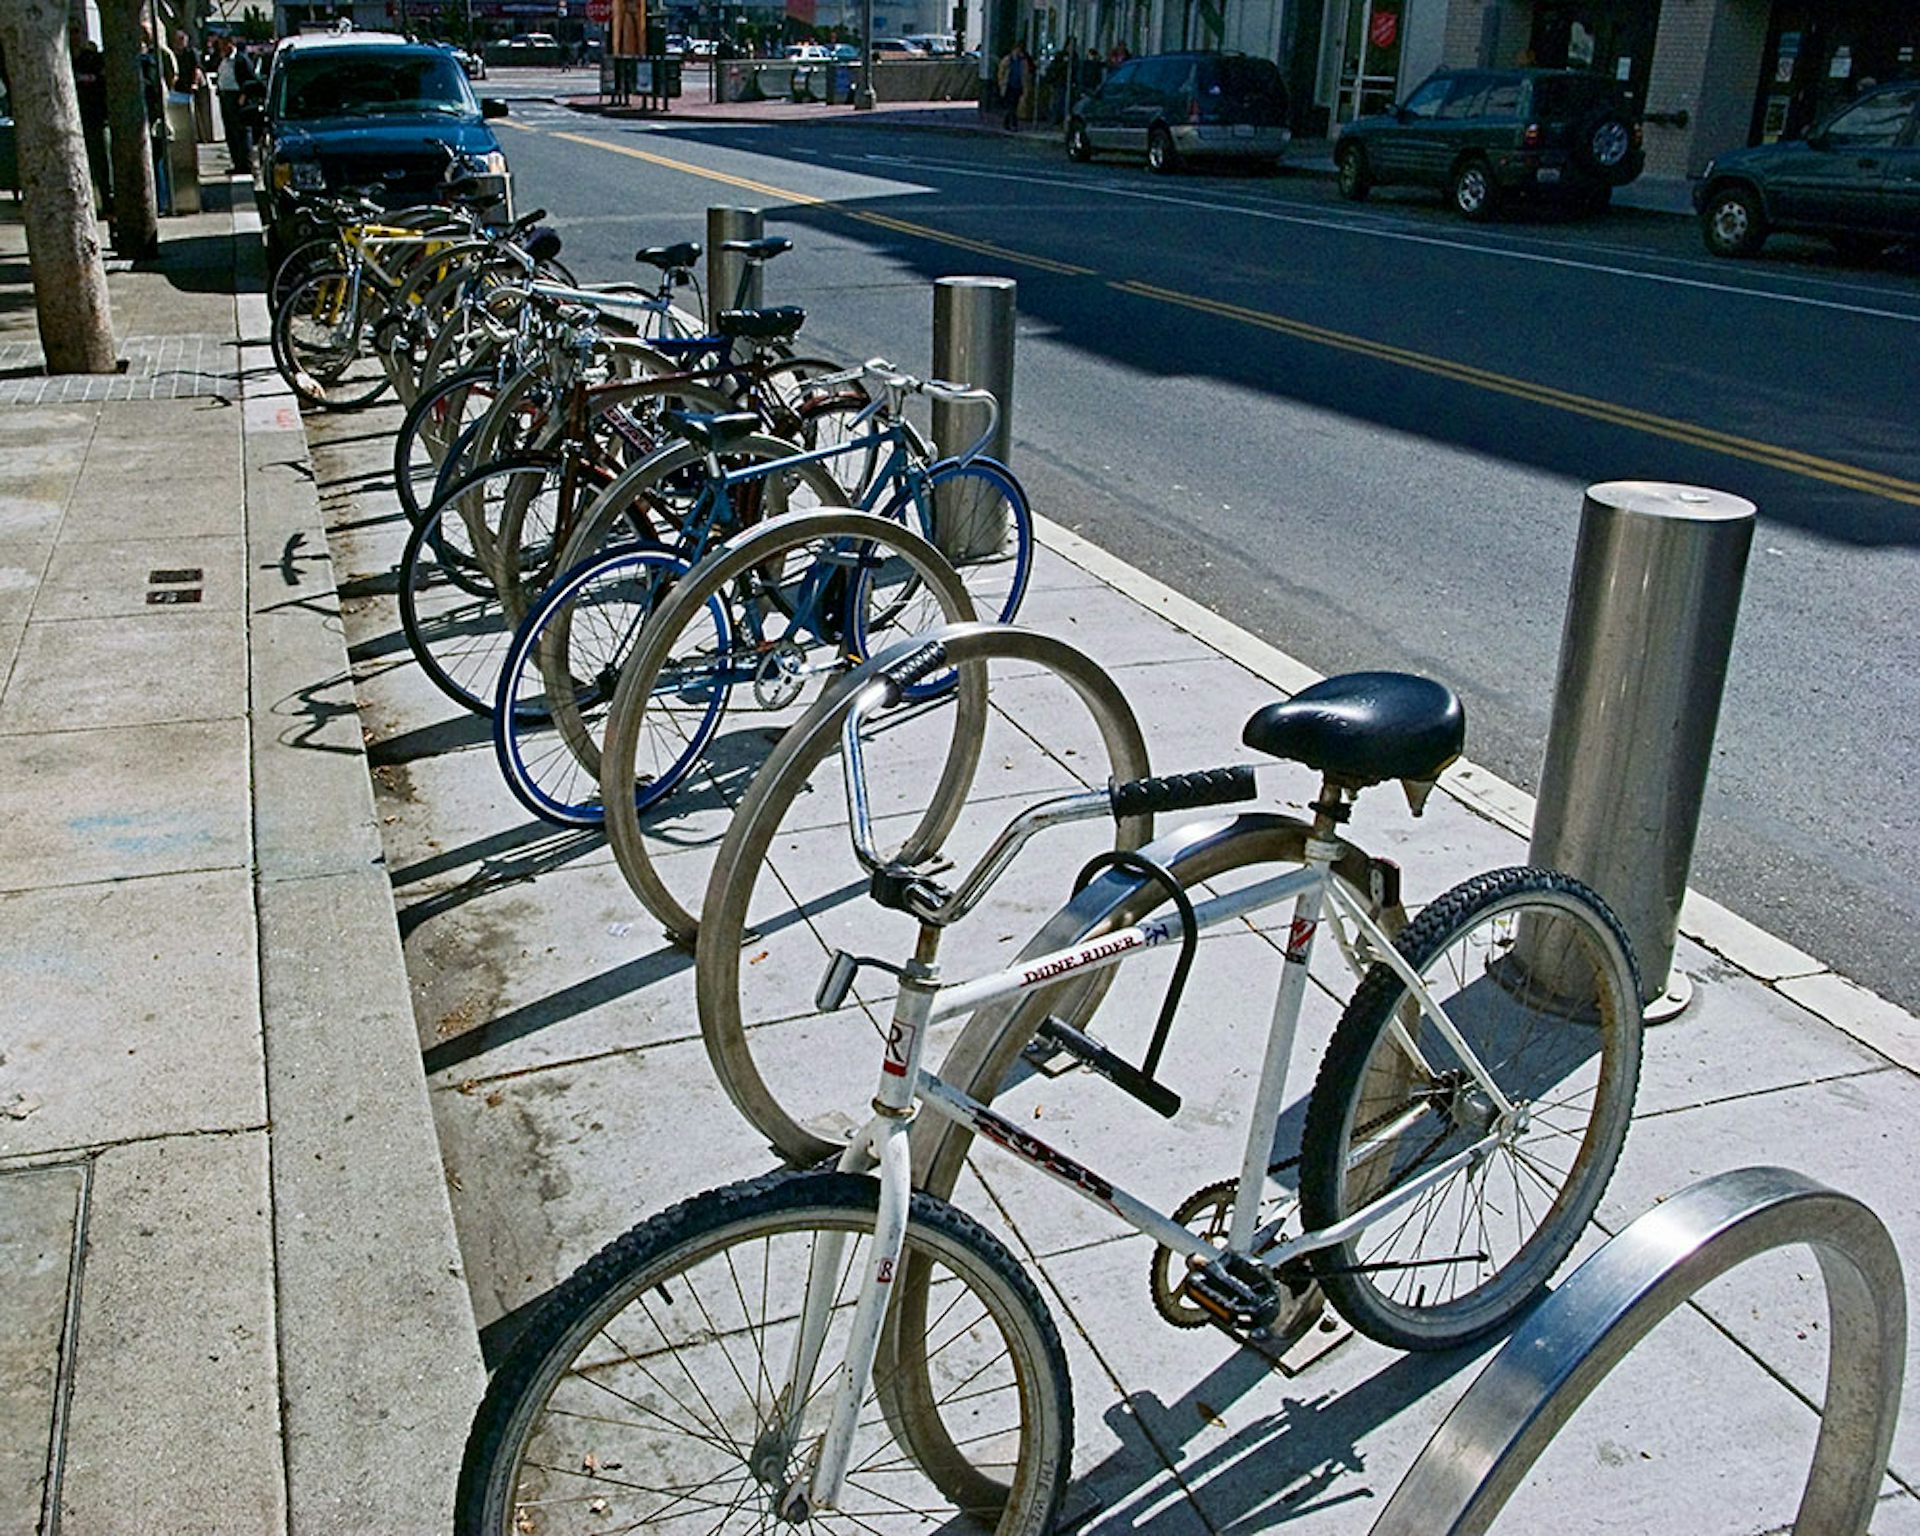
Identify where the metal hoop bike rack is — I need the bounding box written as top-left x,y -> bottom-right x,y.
1373,1164 -> 1906,1536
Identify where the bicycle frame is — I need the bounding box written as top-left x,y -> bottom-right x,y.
776,715 -> 1521,1516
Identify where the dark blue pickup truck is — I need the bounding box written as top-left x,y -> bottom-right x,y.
255,32 -> 513,265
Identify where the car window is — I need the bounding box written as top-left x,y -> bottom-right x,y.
1532,73 -> 1623,121
1138,58 -> 1193,96
1401,76 -> 1451,119
1212,55 -> 1286,116
1821,88 -> 1920,149
1481,78 -> 1522,117
275,50 -> 475,120
1101,61 -> 1139,93
1437,74 -> 1487,119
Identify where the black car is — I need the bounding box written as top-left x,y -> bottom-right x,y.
1066,52 -> 1290,174
1694,81 -> 1920,260
256,32 -> 512,264
1334,67 -> 1643,219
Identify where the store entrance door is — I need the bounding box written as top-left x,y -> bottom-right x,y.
1529,1 -> 1657,108
1327,0 -> 1404,124
1754,3 -> 1920,145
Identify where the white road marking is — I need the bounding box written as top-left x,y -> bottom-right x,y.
831,150 -> 1920,324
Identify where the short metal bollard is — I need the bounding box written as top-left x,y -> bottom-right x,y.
1525,481 -> 1755,1021
931,276 -> 1016,562
706,206 -> 762,314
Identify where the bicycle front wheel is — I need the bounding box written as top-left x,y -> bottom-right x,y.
494,547 -> 725,826
272,270 -> 392,410
1298,866 -> 1642,1352
456,1169 -> 1073,1536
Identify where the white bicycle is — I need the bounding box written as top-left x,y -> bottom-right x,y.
457,637 -> 1644,1536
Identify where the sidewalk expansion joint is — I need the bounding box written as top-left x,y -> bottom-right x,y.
429,1024 -> 707,1094
1631,1065 -> 1893,1122
0,1121 -> 271,1169
0,862 -> 251,899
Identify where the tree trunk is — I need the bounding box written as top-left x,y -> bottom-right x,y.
0,0 -> 119,371
97,0 -> 159,257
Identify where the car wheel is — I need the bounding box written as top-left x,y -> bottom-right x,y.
1066,119 -> 1092,162
1575,108 -> 1635,184
1450,158 -> 1498,221
1701,184 -> 1766,257
1336,142 -> 1372,201
1147,126 -> 1178,175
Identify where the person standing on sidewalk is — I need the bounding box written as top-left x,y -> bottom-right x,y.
214,37 -> 256,175
73,37 -> 114,212
996,42 -> 1028,131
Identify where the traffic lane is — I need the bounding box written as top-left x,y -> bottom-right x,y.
497,122 -> 1920,1016
545,121 -> 1920,533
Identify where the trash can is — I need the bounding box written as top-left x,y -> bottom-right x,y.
166,98 -> 200,214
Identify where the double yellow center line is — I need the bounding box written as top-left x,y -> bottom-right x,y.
539,127 -> 1920,507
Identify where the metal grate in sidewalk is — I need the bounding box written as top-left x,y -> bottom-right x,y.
0,334 -> 239,406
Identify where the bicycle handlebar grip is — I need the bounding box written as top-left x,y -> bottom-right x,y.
508,208 -> 548,236
1107,766 -> 1257,820
876,640 -> 950,704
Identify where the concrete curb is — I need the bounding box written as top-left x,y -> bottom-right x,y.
230,187 -> 486,1528
1035,511 -> 1920,1078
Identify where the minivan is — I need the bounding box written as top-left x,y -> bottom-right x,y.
1066,51 -> 1291,173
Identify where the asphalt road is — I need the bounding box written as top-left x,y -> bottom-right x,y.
485,87 -> 1920,1015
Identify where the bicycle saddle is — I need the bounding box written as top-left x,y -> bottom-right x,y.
525,226 -> 564,264
1242,672 -> 1463,791
716,306 -> 806,342
720,236 -> 793,261
636,240 -> 701,271
662,409 -> 763,453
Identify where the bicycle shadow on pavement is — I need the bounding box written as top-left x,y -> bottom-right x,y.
1065,1341 -> 1480,1534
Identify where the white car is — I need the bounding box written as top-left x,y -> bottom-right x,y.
784,43 -> 834,61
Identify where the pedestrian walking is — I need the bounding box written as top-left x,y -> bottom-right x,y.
140,22 -> 174,216
996,42 -> 1029,131
214,37 -> 257,175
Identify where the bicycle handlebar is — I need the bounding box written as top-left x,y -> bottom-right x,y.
838,639 -> 1259,923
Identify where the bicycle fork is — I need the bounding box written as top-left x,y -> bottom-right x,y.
772,942 -> 940,1520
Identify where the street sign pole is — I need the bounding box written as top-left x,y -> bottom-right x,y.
856,0 -> 874,108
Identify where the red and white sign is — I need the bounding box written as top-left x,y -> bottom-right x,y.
1368,9 -> 1397,49
585,0 -> 610,21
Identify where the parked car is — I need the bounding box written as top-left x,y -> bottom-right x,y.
903,33 -> 956,56
1065,51 -> 1290,174
1694,81 -> 1920,260
1334,67 -> 1643,219
257,32 -> 511,267
874,38 -> 928,58
684,37 -> 718,58
784,43 -> 833,61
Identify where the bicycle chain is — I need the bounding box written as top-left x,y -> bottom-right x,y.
1149,1092 -> 1451,1329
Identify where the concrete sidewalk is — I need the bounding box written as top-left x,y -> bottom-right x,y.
0,153 -> 480,1532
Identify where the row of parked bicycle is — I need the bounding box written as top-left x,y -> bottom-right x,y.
277,195 -> 1663,1535
268,191 -> 1034,919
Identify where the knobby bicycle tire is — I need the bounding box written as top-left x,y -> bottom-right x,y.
1297,865 -> 1641,1351
272,270 -> 393,410
456,1168 -> 1073,1536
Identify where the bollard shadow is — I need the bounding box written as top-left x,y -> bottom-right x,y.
628,121 -> 1920,550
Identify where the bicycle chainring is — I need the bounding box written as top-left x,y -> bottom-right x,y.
752,640 -> 810,709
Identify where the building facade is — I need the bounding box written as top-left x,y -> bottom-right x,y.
992,0 -> 1915,174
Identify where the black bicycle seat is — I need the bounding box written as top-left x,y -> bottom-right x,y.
1242,672 -> 1463,788
662,409 -> 763,454
715,306 -> 806,342
719,236 -> 793,262
636,240 -> 701,271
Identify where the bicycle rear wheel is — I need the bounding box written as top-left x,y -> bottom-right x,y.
273,270 -> 392,410
393,366 -> 508,527
1298,866 -> 1642,1351
494,547 -> 726,826
456,1169 -> 1072,1536
849,459 -> 1034,690
399,496 -> 520,717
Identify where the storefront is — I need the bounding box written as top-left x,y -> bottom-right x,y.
1751,1 -> 1920,143
1525,0 -> 1658,109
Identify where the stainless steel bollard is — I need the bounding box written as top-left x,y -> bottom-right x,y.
1526,481 -> 1755,1020
706,206 -> 763,316
931,276 -> 1016,561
